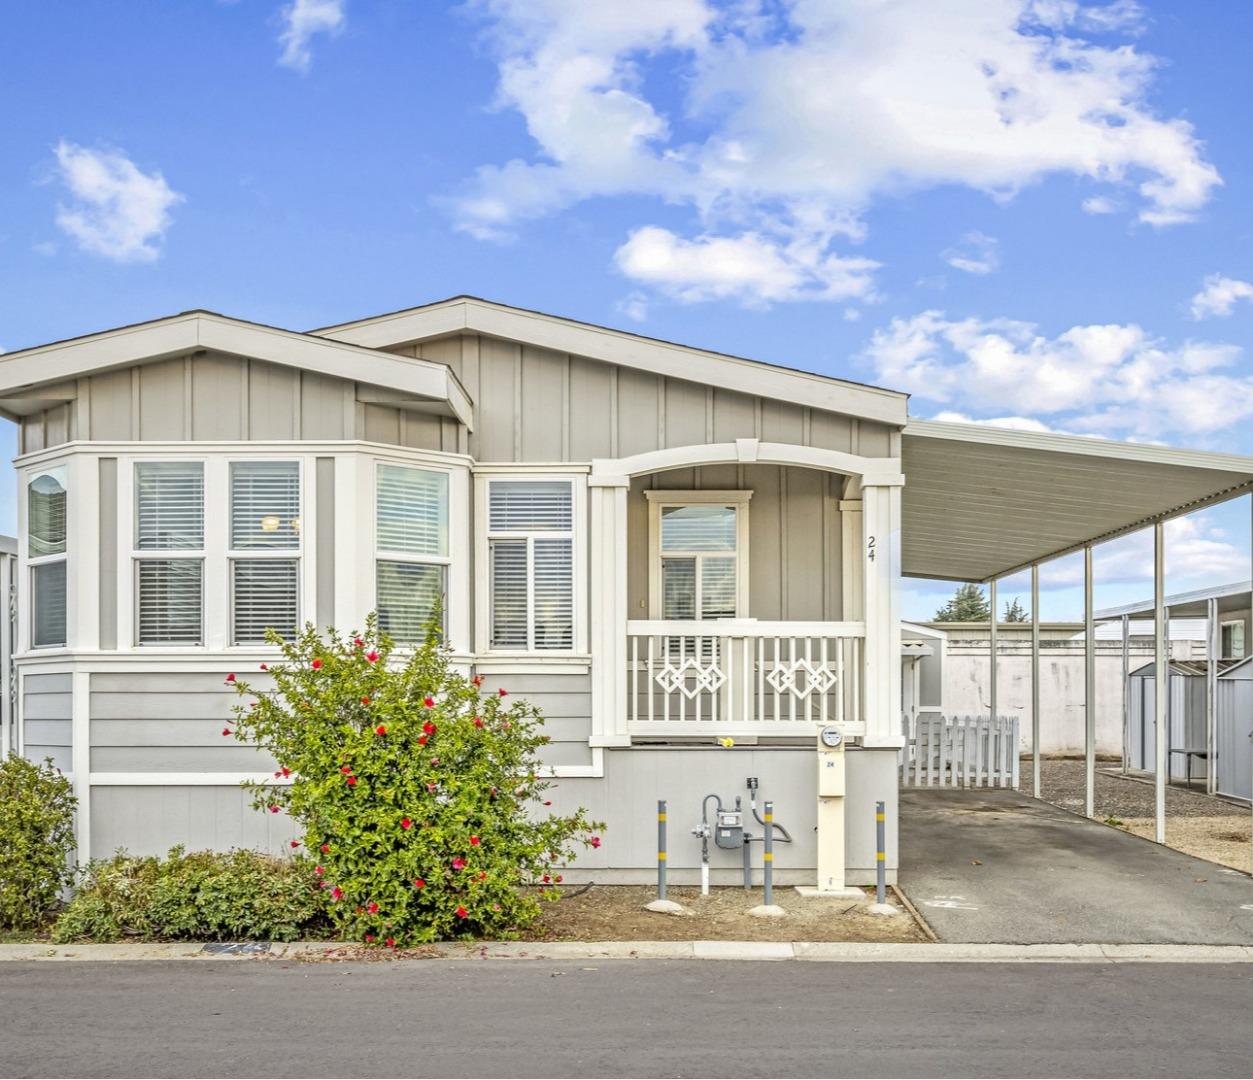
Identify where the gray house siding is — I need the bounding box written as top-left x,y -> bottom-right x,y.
22,672 -> 72,773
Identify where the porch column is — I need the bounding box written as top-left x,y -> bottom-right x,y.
861,482 -> 903,747
1031,564 -> 1041,798
1084,544 -> 1095,818
1154,521 -> 1167,844
588,476 -> 631,747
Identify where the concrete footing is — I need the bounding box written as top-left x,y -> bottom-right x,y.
793,885 -> 866,899
643,899 -> 688,915
748,904 -> 788,919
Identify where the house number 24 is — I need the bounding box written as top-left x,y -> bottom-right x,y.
867,536 -> 876,562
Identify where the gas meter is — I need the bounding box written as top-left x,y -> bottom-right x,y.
714,808 -> 744,850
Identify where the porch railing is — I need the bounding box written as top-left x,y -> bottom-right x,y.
625,619 -> 865,736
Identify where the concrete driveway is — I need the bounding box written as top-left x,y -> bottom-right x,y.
899,788 -> 1253,944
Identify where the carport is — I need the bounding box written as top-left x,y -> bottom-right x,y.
901,419 -> 1253,842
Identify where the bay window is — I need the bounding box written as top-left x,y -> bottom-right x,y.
487,479 -> 574,651
135,461 -> 204,645
375,464 -> 449,643
28,467 -> 67,648
230,461 -> 301,644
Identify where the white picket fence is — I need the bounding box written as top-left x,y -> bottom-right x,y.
901,714 -> 1021,788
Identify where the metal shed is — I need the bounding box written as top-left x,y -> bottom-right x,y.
1216,657 -> 1253,801
1126,660 -> 1230,784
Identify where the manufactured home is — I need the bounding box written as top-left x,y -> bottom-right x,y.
8,296 -> 1253,884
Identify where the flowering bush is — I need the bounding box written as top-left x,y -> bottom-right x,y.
53,848 -> 325,943
0,755 -> 76,930
224,617 -> 603,944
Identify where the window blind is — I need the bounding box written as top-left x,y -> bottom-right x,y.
137,560 -> 203,645
489,481 -> 572,531
700,556 -> 737,619
29,471 -> 67,559
489,539 -> 528,649
533,537 -> 573,649
136,462 -> 204,550
231,462 -> 300,550
377,560 -> 444,644
377,465 -> 447,555
233,559 -> 299,644
661,558 -> 696,620
660,504 -> 736,552
31,561 -> 67,648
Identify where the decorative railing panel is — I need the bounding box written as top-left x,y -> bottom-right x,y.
626,620 -> 865,735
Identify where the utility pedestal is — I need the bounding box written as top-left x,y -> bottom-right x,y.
796,724 -> 864,898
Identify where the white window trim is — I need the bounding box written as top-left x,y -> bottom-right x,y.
1220,618 -> 1246,660
22,463 -> 71,653
131,460 -> 207,648
474,471 -> 588,656
645,490 -> 752,620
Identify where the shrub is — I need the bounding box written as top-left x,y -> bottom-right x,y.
0,755 -> 76,930
53,847 -> 326,942
225,617 -> 603,944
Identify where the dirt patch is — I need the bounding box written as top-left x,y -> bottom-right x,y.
522,885 -> 928,943
1116,816 -> 1252,874
1019,758 -> 1243,820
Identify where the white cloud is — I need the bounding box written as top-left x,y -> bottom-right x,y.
453,0 -> 1219,305
863,310 -> 1253,438
1081,194 -> 1119,214
51,142 -> 183,263
943,232 -> 1000,275
930,410 -> 1080,435
277,0 -> 345,72
1189,273 -> 1253,320
617,291 -> 650,322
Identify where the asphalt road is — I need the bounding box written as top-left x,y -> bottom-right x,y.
2,959 -> 1251,1078
899,788 -> 1253,944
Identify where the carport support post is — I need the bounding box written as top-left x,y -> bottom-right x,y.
989,577 -> 998,726
1031,564 -> 1041,799
1206,597 -> 1218,796
1154,521 -> 1167,845
1121,614 -> 1130,777
1085,545 -> 1096,819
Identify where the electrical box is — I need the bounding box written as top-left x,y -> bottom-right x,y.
714,809 -> 744,849
817,726 -> 845,797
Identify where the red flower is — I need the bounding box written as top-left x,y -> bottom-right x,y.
452,857 -> 466,870
422,720 -> 436,735
361,696 -> 371,706
455,906 -> 468,919
478,871 -> 487,881
269,805 -> 281,814
386,938 -> 395,948
473,717 -> 484,728
400,818 -> 412,830
315,866 -> 325,875
346,776 -> 358,786
469,835 -> 481,846
225,673 -> 236,683
555,875 -> 564,883
542,874 -> 551,884
365,934 -> 375,943
590,836 -> 602,849
331,886 -> 343,900
366,650 -> 379,663
498,688 -> 508,697
472,674 -> 484,687
221,728 -> 231,737
340,766 -> 353,774
418,735 -> 428,746
367,902 -> 379,915
311,659 -> 322,670
290,840 -> 300,849
413,878 -> 425,889
375,724 -> 387,736
320,843 -> 330,854
543,800 -> 552,807
259,663 -> 268,671
354,637 -> 364,648
430,757 -> 440,766
423,696 -> 435,708
280,766 -> 291,778
426,782 -> 437,792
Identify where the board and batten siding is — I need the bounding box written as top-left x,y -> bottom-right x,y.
19,354 -> 461,454
399,333 -> 899,463
22,672 -> 72,773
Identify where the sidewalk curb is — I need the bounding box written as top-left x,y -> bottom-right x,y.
4,941 -> 1251,963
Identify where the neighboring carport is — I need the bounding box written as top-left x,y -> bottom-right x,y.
899,788 -> 1253,944
901,419 -> 1253,843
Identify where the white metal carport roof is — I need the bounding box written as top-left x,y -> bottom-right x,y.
901,420 -> 1253,583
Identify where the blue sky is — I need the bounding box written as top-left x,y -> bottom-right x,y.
3,0 -> 1253,620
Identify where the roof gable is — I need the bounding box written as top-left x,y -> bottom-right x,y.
312,295 -> 908,428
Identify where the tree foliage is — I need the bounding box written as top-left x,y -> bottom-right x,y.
0,755 -> 76,930
1002,596 -> 1029,623
933,583 -> 991,622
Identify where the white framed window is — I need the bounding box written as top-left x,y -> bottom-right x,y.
483,478 -> 577,652
1221,619 -> 1246,660
375,463 -> 449,643
134,461 -> 205,646
229,460 -> 302,645
646,491 -> 751,621
27,467 -> 67,648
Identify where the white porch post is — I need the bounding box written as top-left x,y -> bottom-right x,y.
988,578 -> 998,727
1031,564 -> 1041,798
588,476 -> 630,747
1084,544 -> 1095,818
1154,521 -> 1167,844
861,482 -> 903,746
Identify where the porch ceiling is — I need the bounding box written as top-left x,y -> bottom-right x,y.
900,420 -> 1253,583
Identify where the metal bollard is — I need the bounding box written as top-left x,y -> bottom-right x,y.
875,800 -> 887,906
763,800 -> 774,907
657,799 -> 667,901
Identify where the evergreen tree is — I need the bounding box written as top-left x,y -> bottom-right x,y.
934,583 -> 990,622
1002,596 -> 1029,623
